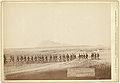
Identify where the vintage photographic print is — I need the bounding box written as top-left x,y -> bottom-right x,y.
1,0 -> 119,82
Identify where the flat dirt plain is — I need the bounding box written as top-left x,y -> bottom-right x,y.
4,46 -> 111,80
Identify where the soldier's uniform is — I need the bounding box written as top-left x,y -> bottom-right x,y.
17,56 -> 19,62
66,54 -> 69,61
91,53 -> 94,60
97,53 -> 100,59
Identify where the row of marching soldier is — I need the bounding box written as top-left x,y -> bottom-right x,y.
4,54 -> 77,64
78,52 -> 100,60
4,52 -> 100,64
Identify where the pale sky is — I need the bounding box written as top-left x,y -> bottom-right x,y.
3,2 -> 111,48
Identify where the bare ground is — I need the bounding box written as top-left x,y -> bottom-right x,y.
4,49 -> 111,80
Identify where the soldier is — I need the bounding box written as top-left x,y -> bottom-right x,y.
70,54 -> 73,61
59,55 -> 62,62
17,56 -> 19,62
45,56 -> 48,62
9,55 -> 15,62
31,56 -> 34,63
78,53 -> 81,59
66,54 -> 69,61
85,53 -> 88,59
63,54 -> 66,62
30,56 -> 33,63
38,56 -> 41,63
81,53 -> 84,59
42,56 -> 44,63
83,53 -> 85,59
53,55 -> 56,62
91,53 -> 94,60
20,56 -> 23,62
97,53 -> 100,59
73,54 -> 76,59
55,55 -> 57,62
4,55 -> 7,64
34,56 -> 38,62
49,55 -> 52,62
27,56 -> 30,63
94,53 -> 97,59
24,56 -> 27,62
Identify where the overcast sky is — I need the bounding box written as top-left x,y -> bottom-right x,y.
3,2 -> 111,48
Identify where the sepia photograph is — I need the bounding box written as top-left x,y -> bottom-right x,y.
1,1 -> 119,81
